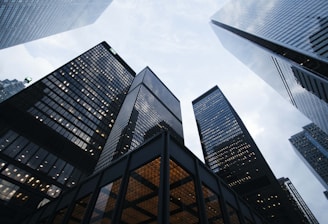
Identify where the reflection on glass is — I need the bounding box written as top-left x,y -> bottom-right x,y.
202,185 -> 224,224
169,159 -> 199,223
68,193 -> 92,224
90,178 -> 122,224
120,157 -> 161,223
227,204 -> 241,224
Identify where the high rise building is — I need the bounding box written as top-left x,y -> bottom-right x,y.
23,132 -> 266,224
192,86 -> 303,223
95,67 -> 184,172
0,0 -> 112,49
278,177 -> 319,224
0,78 -> 31,103
289,123 -> 328,192
211,0 -> 328,135
0,42 -> 135,223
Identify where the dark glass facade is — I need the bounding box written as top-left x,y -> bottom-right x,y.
289,123 -> 328,191
193,86 -> 303,223
278,177 -> 319,224
0,42 -> 135,223
24,132 -> 266,224
0,0 -> 112,49
95,67 -> 183,172
211,0 -> 328,135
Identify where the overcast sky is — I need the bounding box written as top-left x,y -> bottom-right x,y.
0,0 -> 327,222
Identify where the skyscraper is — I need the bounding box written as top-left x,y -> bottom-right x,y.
211,0 -> 328,135
278,177 -> 319,224
95,66 -> 184,172
192,86 -> 303,223
0,42 -> 135,223
289,123 -> 328,192
0,0 -> 112,49
0,78 -> 31,103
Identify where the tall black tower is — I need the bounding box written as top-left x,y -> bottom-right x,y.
95,67 -> 184,172
192,86 -> 303,223
0,42 -> 135,222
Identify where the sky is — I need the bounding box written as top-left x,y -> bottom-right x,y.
0,0 -> 327,222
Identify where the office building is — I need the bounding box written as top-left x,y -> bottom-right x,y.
0,0 -> 112,49
23,132 -> 266,224
95,67 -> 184,172
278,177 -> 319,224
211,0 -> 328,135
192,86 -> 302,223
0,42 -> 135,223
289,123 -> 328,192
0,78 -> 31,103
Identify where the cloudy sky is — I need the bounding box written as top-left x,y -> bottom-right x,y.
0,0 -> 327,222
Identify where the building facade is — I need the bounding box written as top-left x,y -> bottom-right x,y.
0,0 -> 112,49
0,78 -> 31,103
211,0 -> 328,135
289,123 -> 328,192
95,67 -> 184,172
278,177 -> 319,224
192,86 -> 303,223
24,132 -> 266,224
0,42 -> 135,223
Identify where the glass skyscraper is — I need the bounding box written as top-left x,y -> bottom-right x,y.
289,123 -> 328,192
0,0 -> 112,49
95,67 -> 184,172
193,86 -> 303,223
278,177 -> 319,224
0,78 -> 31,103
211,0 -> 328,135
0,42 -> 135,223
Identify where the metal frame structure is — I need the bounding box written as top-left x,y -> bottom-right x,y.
24,132 -> 266,224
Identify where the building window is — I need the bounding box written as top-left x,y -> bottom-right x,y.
68,193 -> 92,223
169,159 -> 199,223
120,157 -> 161,223
90,178 -> 122,223
227,203 -> 241,224
202,185 -> 224,224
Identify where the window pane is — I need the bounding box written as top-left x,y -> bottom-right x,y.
202,185 -> 224,224
169,159 -> 199,223
52,207 -> 68,224
227,204 -> 241,224
68,193 -> 92,223
120,157 -> 161,223
90,178 -> 122,224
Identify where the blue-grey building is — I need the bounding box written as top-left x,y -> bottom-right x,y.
0,78 -> 31,103
192,86 -> 303,223
289,123 -> 328,192
0,0 -> 112,49
211,0 -> 328,135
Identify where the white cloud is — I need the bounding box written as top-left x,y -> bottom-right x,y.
0,0 -> 327,222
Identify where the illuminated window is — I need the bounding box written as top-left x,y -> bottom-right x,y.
120,157 -> 161,223
202,185 -> 224,224
169,159 -> 199,223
